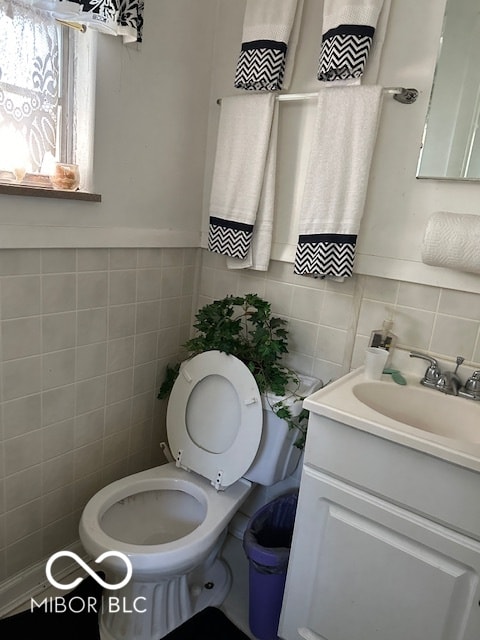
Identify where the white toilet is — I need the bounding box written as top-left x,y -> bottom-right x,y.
79,350 -> 320,640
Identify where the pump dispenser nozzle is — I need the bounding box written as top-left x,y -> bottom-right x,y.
369,315 -> 397,363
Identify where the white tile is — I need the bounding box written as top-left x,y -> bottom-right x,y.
75,377 -> 106,415
4,430 -> 42,475
108,304 -> 135,339
76,343 -> 107,381
5,466 -> 42,511
43,349 -> 76,389
0,250 -> 40,275
109,249 -> 137,270
77,271 -> 108,309
41,249 -> 75,274
77,248 -> 108,271
106,369 -> 133,405
2,394 -> 42,439
291,287 -> 323,322
438,289 -> 480,320
74,409 -> 105,447
430,315 -> 479,360
42,312 -> 76,352
42,386 -> 75,427
107,336 -> 135,372
321,291 -> 354,330
1,276 -> 41,318
5,500 -> 42,546
77,308 -> 107,345
397,281 -> 440,312
137,268 -> 162,301
42,273 -> 76,313
2,356 -> 42,401
109,270 -> 137,305
2,317 -> 41,361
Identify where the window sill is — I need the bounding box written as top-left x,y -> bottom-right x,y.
0,183 -> 101,202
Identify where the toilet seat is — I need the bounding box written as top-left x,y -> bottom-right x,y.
166,351 -> 262,489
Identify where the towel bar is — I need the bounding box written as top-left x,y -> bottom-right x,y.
217,86 -> 418,106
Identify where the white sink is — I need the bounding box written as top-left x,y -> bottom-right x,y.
353,380 -> 480,444
303,368 -> 480,472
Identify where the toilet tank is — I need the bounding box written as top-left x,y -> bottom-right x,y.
244,374 -> 322,486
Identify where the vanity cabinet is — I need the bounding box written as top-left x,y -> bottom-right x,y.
279,413 -> 480,640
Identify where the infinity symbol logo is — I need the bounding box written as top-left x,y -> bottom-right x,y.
46,551 -> 133,591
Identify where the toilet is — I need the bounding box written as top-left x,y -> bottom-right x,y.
79,350 -> 320,640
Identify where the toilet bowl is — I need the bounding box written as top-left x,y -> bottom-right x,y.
79,350 -> 320,640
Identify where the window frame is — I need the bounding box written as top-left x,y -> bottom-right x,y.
0,4 -> 100,201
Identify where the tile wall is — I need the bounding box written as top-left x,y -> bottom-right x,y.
0,247 -> 197,584
1,245 -> 479,597
199,251 -> 480,384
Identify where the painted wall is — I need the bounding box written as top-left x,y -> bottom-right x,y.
0,1 -> 217,248
201,0 -> 480,293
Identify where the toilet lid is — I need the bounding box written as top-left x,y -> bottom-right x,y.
166,351 -> 262,489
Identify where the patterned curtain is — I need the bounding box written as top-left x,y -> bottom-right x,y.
0,1 -> 60,173
34,0 -> 144,43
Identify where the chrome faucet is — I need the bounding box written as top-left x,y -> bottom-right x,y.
435,356 -> 464,396
409,351 -> 441,388
410,352 -> 479,400
459,370 -> 480,400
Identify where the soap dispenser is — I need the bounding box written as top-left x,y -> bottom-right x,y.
369,317 -> 397,363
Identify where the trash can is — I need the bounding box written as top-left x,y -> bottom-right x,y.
243,492 -> 298,640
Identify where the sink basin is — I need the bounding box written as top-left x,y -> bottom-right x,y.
303,367 -> 480,472
353,381 -> 480,444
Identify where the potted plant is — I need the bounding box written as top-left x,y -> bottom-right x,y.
158,293 -> 318,449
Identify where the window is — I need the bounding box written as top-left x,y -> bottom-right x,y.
0,0 -> 96,193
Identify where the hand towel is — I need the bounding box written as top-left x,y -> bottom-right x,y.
208,93 -> 276,262
234,0 -> 304,91
227,102 -> 279,271
422,212 -> 480,275
294,85 -> 383,278
318,0 -> 386,82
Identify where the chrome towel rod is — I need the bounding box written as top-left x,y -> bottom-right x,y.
216,86 -> 418,106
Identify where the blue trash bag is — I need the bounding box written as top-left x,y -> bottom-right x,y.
243,491 -> 298,575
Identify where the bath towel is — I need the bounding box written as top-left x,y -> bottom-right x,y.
227,102 -> 279,271
318,0 -> 386,82
234,0 -> 304,91
422,212 -> 480,275
208,93 -> 276,262
294,85 -> 383,278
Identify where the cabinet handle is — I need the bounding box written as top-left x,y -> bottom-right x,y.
298,627 -> 327,640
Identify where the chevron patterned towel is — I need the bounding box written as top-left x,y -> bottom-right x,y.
208,93 -> 276,262
234,0 -> 304,91
318,0 -> 385,82
294,85 -> 383,278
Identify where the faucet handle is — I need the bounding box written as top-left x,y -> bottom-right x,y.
464,370 -> 480,399
409,351 -> 441,385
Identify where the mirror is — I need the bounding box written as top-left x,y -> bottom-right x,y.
417,0 -> 480,180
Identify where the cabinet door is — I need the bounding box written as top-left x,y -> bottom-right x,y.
279,466 -> 480,640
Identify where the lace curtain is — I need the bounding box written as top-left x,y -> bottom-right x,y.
0,1 -> 60,173
35,0 -> 144,43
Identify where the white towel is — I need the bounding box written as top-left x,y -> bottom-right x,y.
208,94 -> 276,262
294,85 -> 383,278
234,0 -> 304,91
422,212 -> 480,275
227,103 -> 279,271
318,0 -> 386,82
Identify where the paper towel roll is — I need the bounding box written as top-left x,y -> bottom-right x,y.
422,212 -> 480,274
